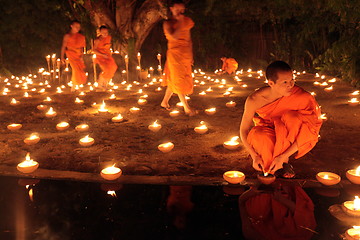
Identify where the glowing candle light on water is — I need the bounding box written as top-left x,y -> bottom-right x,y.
24,133 -> 40,145
158,142 -> 174,153
223,136 -> 240,150
316,172 -> 341,186
223,171 -> 245,184
112,114 -> 124,123
79,135 -> 94,147
194,121 -> 208,134
7,123 -> 22,131
226,101 -> 236,108
101,164 -> 122,181
56,122 -> 69,131
347,166 -> 360,185
205,107 -> 216,115
45,107 -> 57,118
75,124 -> 89,132
17,153 -> 39,174
148,120 -> 162,132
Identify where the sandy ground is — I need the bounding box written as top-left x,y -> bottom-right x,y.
0,70 -> 359,180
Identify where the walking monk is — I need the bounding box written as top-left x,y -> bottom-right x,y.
240,61 -> 323,177
220,57 -> 238,75
60,20 -> 87,90
161,0 -> 196,116
93,25 -> 117,90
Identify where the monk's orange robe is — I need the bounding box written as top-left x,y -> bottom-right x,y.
247,86 -> 322,171
65,33 -> 87,85
163,17 -> 194,95
243,186 -> 316,240
94,35 -> 117,82
222,58 -> 238,74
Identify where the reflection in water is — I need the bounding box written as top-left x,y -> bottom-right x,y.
167,186 -> 194,230
239,181 -> 316,240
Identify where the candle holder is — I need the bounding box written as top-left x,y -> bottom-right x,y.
17,153 -> 39,174
7,124 -> 22,131
205,108 -> 216,115
101,165 -> 122,181
257,172 -> 276,185
347,167 -> 360,185
56,122 -> 69,131
158,142 -> 174,153
75,124 -> 89,132
148,121 -> 161,132
316,172 -> 341,186
79,135 -> 94,147
342,196 -> 360,217
223,171 -> 245,184
226,101 -> 236,108
345,227 -> 360,240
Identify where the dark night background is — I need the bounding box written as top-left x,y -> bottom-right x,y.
0,0 -> 360,86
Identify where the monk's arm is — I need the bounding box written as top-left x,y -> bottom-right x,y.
163,21 -> 182,40
60,34 -> 69,63
240,97 -> 264,170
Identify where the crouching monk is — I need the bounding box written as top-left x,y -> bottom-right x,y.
220,57 -> 238,75
240,61 -> 323,177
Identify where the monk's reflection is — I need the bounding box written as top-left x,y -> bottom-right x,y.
166,186 -> 194,230
239,181 -> 316,240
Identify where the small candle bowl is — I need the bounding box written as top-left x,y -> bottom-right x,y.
348,98 -> 359,107
345,227 -> 360,240
56,122 -> 69,131
79,135 -> 94,147
130,107 -> 140,114
347,169 -> 360,185
148,121 -> 162,132
169,110 -> 180,117
75,98 -> 84,105
10,99 -> 20,106
158,142 -> 174,153
24,134 -> 40,145
45,107 -> 57,118
257,173 -> 276,185
137,99 -> 147,105
112,114 -> 124,123
37,104 -> 48,111
100,166 -> 122,181
194,125 -> 208,134
223,171 -> 245,184
17,161 -> 39,174
342,199 -> 360,217
226,101 -> 236,108
205,108 -> 216,115
7,123 -> 22,131
223,137 -> 240,150
316,172 -> 341,186
75,124 -> 89,132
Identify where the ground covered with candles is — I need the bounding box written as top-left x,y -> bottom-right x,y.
0,70 -> 360,180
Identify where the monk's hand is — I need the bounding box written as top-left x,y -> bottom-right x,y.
269,154 -> 288,174
251,154 -> 264,171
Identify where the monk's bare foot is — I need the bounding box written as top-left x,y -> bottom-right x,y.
161,103 -> 171,111
185,109 -> 198,117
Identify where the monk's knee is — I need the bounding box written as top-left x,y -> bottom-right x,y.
249,126 -> 275,139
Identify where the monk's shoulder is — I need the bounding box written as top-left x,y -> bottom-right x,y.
185,16 -> 194,27
293,85 -> 313,99
247,87 -> 268,106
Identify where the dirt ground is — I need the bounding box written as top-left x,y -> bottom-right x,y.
0,70 -> 359,180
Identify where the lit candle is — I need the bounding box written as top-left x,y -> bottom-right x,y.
109,94 -> 117,100
324,86 -> 333,92
44,96 -> 52,102
205,107 -> 216,115
345,226 -> 360,240
257,172 -> 276,185
199,91 -> 206,96
112,114 -> 124,123
347,166 -> 360,185
56,122 -> 69,131
24,133 -> 40,145
37,104 -> 48,111
17,153 -> 39,173
194,121 -> 208,134
130,107 -> 140,114
319,113 -> 327,121
98,100 -> 109,113
348,98 -> 359,106
169,110 -> 180,117
350,90 -> 360,97
320,82 -> 328,87
10,98 -> 20,106
23,92 -> 31,98
226,101 -> 236,108
223,171 -> 245,184
158,142 -> 174,153
176,102 -> 184,107
7,123 -> 22,131
137,98 -> 147,105
101,164 -> 122,181
316,172 -> 341,186
343,196 -> 360,217
148,120 -> 162,132
79,135 -> 94,147
75,124 -> 89,132
223,91 -> 231,97
75,97 -> 84,104
223,136 -> 240,150
45,107 -> 57,118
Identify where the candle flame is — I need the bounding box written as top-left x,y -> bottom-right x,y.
324,174 -> 329,179
107,190 -> 116,197
230,136 -> 239,142
264,172 -> 269,177
354,196 -> 360,210
356,166 -> 360,176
